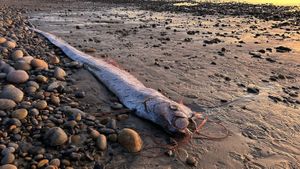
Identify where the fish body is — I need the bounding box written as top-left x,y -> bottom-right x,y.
31,28 -> 194,134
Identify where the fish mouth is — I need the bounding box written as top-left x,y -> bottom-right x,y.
172,117 -> 189,131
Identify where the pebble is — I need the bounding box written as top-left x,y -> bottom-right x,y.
6,70 -> 29,83
75,91 -> 85,98
111,102 -> 123,109
118,128 -> 142,152
11,109 -> 28,120
108,134 -> 117,142
14,60 -> 31,71
50,95 -> 60,106
53,67 -> 66,80
33,100 -> 47,110
31,58 -> 48,70
11,49 -> 23,60
0,164 -> 17,169
49,158 -> 60,167
1,153 -> 15,165
44,127 -> 68,146
0,37 -> 6,44
3,41 -> 16,49
37,159 -> 49,168
0,99 -> 16,110
49,55 -> 60,64
186,156 -> 198,166
89,128 -> 100,139
0,85 -> 23,103
36,75 -> 48,83
22,56 -> 34,63
96,134 -> 107,151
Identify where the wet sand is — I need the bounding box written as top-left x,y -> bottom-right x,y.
2,0 -> 300,168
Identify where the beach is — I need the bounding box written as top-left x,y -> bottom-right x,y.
0,0 -> 300,168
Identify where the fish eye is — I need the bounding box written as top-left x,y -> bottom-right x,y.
169,104 -> 178,110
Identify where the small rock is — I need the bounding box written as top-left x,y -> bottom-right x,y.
186,156 -> 198,166
7,70 -> 29,83
0,37 -> 7,44
111,102 -> 123,109
22,56 -> 34,64
11,50 -> 23,60
1,153 -> 15,165
33,100 -> 47,110
49,158 -> 60,167
31,59 -> 48,70
49,55 -> 60,64
53,67 -> 66,80
89,128 -> 100,139
118,128 -> 142,152
75,91 -> 85,98
108,134 -> 117,142
44,127 -> 68,146
0,85 -> 24,103
11,109 -> 28,120
0,164 -> 17,169
275,46 -> 292,53
14,60 -> 31,71
96,134 -> 107,151
37,159 -> 49,168
3,41 -> 16,49
247,87 -> 260,94
50,95 -> 60,106
36,75 -> 48,83
0,99 -> 16,110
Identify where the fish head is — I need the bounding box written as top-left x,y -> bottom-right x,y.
156,101 -> 194,134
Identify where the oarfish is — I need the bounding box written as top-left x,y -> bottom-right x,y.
31,28 -> 195,134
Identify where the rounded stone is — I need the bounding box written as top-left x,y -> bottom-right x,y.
49,55 -> 60,64
7,70 -> 29,83
11,109 -> 28,120
0,85 -> 24,103
53,67 -> 66,80
0,99 -> 16,110
11,50 -> 23,60
89,128 -> 100,139
22,56 -> 34,64
31,59 -> 48,70
14,60 -> 31,71
44,127 -> 68,146
0,164 -> 17,169
37,159 -> 49,168
0,37 -> 6,44
96,134 -> 107,151
36,75 -> 48,83
50,95 -> 60,106
33,100 -> 47,110
49,158 -> 60,167
3,41 -> 16,49
1,153 -> 15,165
118,128 -> 142,153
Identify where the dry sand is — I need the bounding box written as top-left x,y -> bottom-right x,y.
2,0 -> 300,168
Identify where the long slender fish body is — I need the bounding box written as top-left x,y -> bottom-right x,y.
31,28 -> 195,134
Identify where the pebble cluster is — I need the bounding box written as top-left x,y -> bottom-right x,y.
0,6 -> 143,169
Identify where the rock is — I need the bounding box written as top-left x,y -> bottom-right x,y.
186,156 -> 198,166
0,85 -> 24,102
1,64 -> 14,74
36,75 -> 48,83
50,95 -> 60,106
275,46 -> 291,53
0,164 -> 17,169
3,41 -> 16,49
75,91 -> 85,98
118,128 -> 142,152
7,70 -> 29,83
37,159 -> 49,168
96,134 -> 107,151
89,128 -> 100,139
247,87 -> 260,94
22,56 -> 34,64
0,99 -> 16,110
11,109 -> 28,120
33,100 -> 47,110
111,102 -> 123,109
49,158 -> 60,167
14,60 -> 31,71
0,37 -> 6,44
44,127 -> 68,146
53,67 -> 66,80
1,153 -> 15,165
49,55 -> 60,64
11,50 -> 23,60
64,108 -> 84,121
31,59 -> 48,70
108,134 -> 117,142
